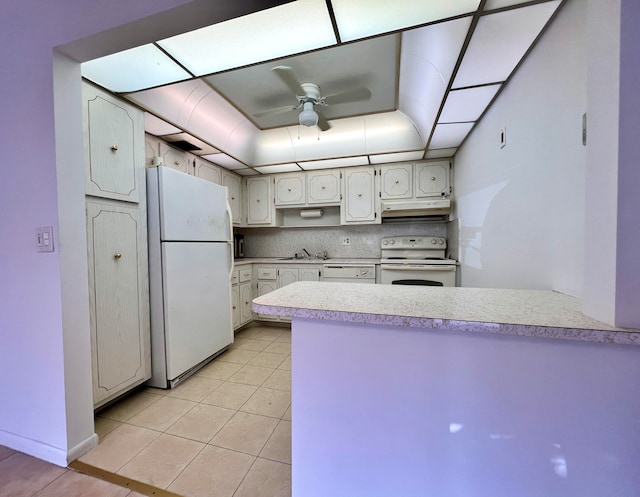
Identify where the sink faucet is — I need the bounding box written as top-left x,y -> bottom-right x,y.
302,248 -> 311,258
315,250 -> 328,260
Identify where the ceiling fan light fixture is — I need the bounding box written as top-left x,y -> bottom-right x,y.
299,101 -> 319,127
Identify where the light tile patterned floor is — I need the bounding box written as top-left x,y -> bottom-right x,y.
80,325 -> 292,497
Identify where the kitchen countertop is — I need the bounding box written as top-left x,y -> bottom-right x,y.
252,281 -> 640,346
234,257 -> 381,266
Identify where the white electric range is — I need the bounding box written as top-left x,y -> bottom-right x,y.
379,236 -> 457,287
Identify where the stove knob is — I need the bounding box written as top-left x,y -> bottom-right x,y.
438,239 -> 445,245
383,240 -> 388,245
390,240 -> 396,245
431,239 -> 437,245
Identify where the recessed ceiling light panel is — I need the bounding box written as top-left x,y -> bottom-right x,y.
157,0 -> 337,76
81,44 -> 192,93
429,123 -> 474,149
369,151 -> 425,164
452,1 -> 561,88
299,156 -> 369,170
254,164 -> 302,174
331,0 -> 480,42
439,84 -> 501,123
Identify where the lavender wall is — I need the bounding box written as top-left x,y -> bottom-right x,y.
0,0 -> 287,465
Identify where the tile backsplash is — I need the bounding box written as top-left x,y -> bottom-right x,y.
237,222 -> 446,259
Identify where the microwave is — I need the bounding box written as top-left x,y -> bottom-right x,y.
233,234 -> 245,259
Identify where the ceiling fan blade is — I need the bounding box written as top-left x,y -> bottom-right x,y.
323,87 -> 372,106
316,110 -> 331,132
272,66 -> 305,97
253,105 -> 298,118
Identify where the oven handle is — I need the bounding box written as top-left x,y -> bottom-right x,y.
380,264 -> 455,271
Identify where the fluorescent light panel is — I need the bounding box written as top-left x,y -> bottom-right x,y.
430,123 -> 474,149
299,156 -> 369,170
452,1 -> 561,88
369,151 -> 425,164
81,44 -> 191,93
331,0 -> 480,42
201,153 -> 246,170
439,84 -> 501,123
254,164 -> 302,174
157,0 -> 336,76
425,148 -> 457,159
144,113 -> 182,136
235,169 -> 260,176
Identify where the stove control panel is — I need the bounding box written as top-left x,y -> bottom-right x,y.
381,236 -> 446,249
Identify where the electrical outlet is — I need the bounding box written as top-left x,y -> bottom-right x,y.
341,237 -> 351,246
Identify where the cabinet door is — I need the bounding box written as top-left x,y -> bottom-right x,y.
231,284 -> 240,329
299,266 -> 321,281
307,170 -> 341,204
415,161 -> 450,198
278,267 -> 299,288
145,134 -> 161,167
223,172 -> 243,225
83,85 -> 143,203
274,173 -> 306,206
159,142 -> 191,174
380,163 -> 413,199
257,280 -> 277,320
194,158 -> 222,185
341,166 -> 378,224
246,176 -> 273,225
86,200 -> 150,407
239,282 -> 253,325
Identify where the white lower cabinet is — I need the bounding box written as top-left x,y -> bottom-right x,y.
86,199 -> 151,408
232,267 -> 253,329
239,282 -> 253,325
255,265 -> 321,322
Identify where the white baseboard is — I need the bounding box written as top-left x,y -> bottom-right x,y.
0,429 -> 98,467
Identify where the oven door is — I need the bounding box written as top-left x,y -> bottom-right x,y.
379,264 -> 456,287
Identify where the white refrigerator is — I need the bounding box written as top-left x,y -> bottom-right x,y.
147,166 -> 234,388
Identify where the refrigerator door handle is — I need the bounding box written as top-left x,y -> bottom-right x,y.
225,195 -> 235,280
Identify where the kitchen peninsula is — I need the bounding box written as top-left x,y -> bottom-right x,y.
253,282 -> 640,497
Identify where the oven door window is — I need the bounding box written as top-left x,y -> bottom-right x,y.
391,279 -> 444,286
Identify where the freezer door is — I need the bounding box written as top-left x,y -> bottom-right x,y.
157,166 -> 230,242
162,241 -> 233,381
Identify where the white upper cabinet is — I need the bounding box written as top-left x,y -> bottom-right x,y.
83,85 -> 144,203
307,170 -> 341,205
222,171 -> 243,226
415,161 -> 450,198
380,163 -> 413,199
194,157 -> 222,185
246,176 -> 274,225
341,166 -> 380,224
274,172 -> 306,206
159,142 -> 191,174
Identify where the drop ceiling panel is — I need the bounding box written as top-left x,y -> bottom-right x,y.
370,151 -> 425,164
299,156 -> 370,170
254,164 -> 302,174
81,44 -> 191,93
452,1 -> 561,88
430,123 -> 474,149
202,154 -> 247,170
425,148 -> 457,159
235,168 -> 260,176
331,0 -> 480,42
157,0 -> 337,76
485,0 -> 552,11
206,35 -> 399,130
439,84 -> 501,123
144,113 -> 181,136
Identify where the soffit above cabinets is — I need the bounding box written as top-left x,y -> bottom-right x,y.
81,0 -> 565,175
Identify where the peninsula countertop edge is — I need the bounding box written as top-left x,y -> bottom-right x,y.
251,281 -> 640,346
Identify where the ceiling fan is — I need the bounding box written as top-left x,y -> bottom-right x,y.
254,66 -> 372,131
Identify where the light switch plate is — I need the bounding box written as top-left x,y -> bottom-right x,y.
499,127 -> 507,149
36,226 -> 55,253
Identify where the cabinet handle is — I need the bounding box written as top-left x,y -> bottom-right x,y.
321,186 -> 326,190
111,145 -> 118,151
245,301 -> 249,305
256,199 -> 261,203
232,305 -> 237,310
114,252 -> 122,260
394,179 -> 399,184
431,176 -> 436,181
357,193 -> 362,197
174,161 -> 180,166
231,196 -> 235,200
287,188 -> 291,192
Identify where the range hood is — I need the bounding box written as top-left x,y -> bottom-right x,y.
380,198 -> 451,218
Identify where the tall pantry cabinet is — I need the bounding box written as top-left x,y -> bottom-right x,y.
82,83 -> 151,408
